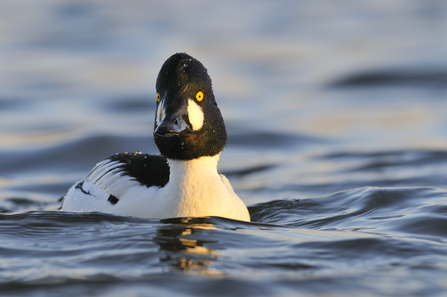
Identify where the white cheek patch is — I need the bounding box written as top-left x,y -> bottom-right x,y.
187,99 -> 204,131
156,99 -> 165,126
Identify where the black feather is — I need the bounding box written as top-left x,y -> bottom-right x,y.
75,181 -> 90,195
108,195 -> 119,205
107,153 -> 170,188
154,53 -> 227,160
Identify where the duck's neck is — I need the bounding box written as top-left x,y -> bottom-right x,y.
167,155 -> 221,184
165,155 -> 225,215
164,154 -> 249,221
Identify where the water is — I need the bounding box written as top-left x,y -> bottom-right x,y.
1,1 -> 447,296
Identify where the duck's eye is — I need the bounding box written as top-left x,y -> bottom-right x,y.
156,93 -> 160,102
196,91 -> 204,102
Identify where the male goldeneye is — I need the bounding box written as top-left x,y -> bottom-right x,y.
61,53 -> 251,222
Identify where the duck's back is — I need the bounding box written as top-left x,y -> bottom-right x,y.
61,153 -> 250,221
61,153 -> 169,214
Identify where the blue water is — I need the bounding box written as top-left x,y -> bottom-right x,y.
1,1 -> 447,296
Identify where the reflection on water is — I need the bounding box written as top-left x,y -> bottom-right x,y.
155,218 -> 221,276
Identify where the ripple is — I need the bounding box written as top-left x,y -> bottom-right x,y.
250,186 -> 447,242
328,68 -> 447,89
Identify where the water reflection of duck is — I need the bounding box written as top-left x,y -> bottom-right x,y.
61,53 -> 250,221
154,218 -> 221,275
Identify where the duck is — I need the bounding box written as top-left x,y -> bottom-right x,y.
61,53 -> 251,222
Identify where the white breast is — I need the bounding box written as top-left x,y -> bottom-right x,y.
62,155 -> 250,221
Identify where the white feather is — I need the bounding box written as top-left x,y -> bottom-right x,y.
187,99 -> 204,131
155,97 -> 165,126
61,155 -> 250,221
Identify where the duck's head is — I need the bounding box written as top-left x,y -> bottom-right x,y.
153,53 -> 227,161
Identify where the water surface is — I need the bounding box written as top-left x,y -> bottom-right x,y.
1,1 -> 447,296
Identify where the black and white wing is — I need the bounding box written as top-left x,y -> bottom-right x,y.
61,152 -> 169,212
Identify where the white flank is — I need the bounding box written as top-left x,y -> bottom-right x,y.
62,155 -> 251,221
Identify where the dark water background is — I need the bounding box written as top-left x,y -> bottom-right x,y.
1,1 -> 447,296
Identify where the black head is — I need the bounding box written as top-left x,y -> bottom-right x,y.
153,53 -> 227,160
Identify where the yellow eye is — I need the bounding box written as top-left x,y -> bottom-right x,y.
196,91 -> 204,102
156,93 -> 160,102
